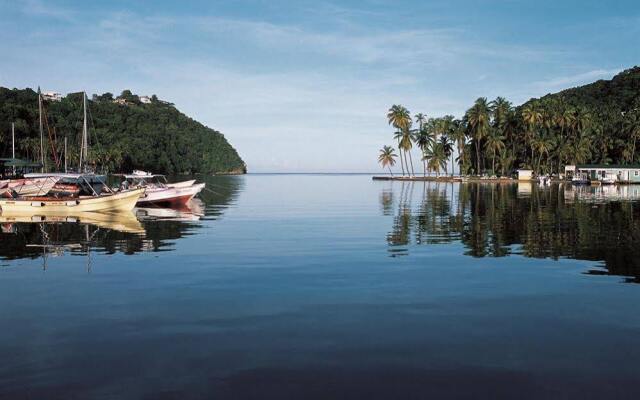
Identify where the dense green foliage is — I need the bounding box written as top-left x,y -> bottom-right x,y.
0,88 -> 246,174
382,66 -> 640,176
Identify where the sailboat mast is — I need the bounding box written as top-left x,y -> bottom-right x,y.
11,122 -> 15,174
80,91 -> 88,173
38,88 -> 45,172
64,136 -> 68,173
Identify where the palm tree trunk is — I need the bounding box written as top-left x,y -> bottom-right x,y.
388,165 -> 394,177
397,140 -> 405,176
492,149 -> 496,175
423,153 -> 427,177
403,150 -> 410,176
450,153 -> 455,177
408,150 -> 415,176
475,140 -> 481,175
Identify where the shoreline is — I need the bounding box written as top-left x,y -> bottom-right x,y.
372,176 -> 519,183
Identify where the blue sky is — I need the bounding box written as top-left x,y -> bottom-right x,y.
1,0 -> 638,172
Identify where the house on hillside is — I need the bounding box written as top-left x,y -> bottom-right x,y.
139,96 -> 151,104
113,98 -> 130,105
42,91 -> 62,102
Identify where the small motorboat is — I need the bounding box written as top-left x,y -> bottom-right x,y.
117,172 -> 205,206
571,172 -> 589,185
601,172 -> 618,185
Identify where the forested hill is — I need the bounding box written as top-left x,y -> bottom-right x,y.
529,66 -> 640,113
0,88 -> 246,174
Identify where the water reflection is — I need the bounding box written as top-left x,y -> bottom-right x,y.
0,175 -> 243,262
384,181 -> 640,282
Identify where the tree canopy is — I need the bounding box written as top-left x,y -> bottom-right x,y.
382,66 -> 640,176
0,88 -> 246,174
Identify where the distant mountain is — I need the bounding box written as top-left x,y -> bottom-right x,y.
0,88 -> 246,174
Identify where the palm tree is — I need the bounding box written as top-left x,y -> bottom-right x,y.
573,133 -> 592,164
465,98 -> 491,174
522,103 -> 543,169
490,97 -> 512,128
498,148 -> 514,176
393,130 -> 408,175
424,143 -> 447,177
623,111 -> 640,163
415,128 -> 434,176
400,129 -> 415,176
378,146 -> 397,176
439,135 -> 453,176
484,130 -> 506,175
415,113 -> 427,130
449,119 -> 466,175
387,105 -> 411,176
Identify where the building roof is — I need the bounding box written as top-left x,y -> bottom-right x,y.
577,164 -> 640,169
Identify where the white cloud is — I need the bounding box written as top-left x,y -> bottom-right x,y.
21,0 -> 75,21
0,4 -> 623,172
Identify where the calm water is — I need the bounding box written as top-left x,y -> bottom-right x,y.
1,175 -> 640,399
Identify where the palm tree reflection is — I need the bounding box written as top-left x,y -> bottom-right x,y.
383,182 -> 640,282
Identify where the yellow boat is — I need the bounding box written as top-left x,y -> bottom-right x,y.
0,187 -> 144,216
0,210 -> 145,234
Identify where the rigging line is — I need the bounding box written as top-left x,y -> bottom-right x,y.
42,103 -> 60,169
87,101 -> 100,147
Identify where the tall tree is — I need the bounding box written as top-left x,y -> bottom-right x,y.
465,98 -> 491,175
623,110 -> 640,163
378,145 -> 397,176
484,130 -> 506,175
387,105 -> 412,176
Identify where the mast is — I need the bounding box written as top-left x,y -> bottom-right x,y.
38,87 -> 45,172
64,136 -> 68,173
11,122 -> 15,174
80,91 -> 88,173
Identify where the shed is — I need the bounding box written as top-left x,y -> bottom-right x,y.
517,169 -> 533,181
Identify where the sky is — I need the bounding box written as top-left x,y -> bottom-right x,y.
0,0 -> 638,172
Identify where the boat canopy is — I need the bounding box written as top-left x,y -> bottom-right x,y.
24,173 -> 107,181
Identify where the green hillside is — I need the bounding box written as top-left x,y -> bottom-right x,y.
0,88 -> 246,174
383,66 -> 640,177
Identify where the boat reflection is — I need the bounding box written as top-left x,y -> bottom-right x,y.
135,198 -> 205,222
383,181 -> 640,282
564,183 -> 640,203
0,175 -> 243,262
0,211 -> 144,234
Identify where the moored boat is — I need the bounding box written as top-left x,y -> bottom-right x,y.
0,188 -> 145,216
0,174 -> 144,216
571,172 -> 590,185
116,171 -> 205,206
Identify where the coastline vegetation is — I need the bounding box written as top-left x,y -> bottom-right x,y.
0,88 -> 246,175
379,66 -> 640,177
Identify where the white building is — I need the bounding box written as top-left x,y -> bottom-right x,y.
42,91 -> 63,102
139,96 -> 152,104
517,169 -> 533,181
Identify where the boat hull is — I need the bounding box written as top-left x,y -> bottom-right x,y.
136,183 -> 204,206
0,188 -> 145,216
166,180 -> 196,188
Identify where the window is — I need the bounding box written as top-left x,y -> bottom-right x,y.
635,171 -> 639,177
